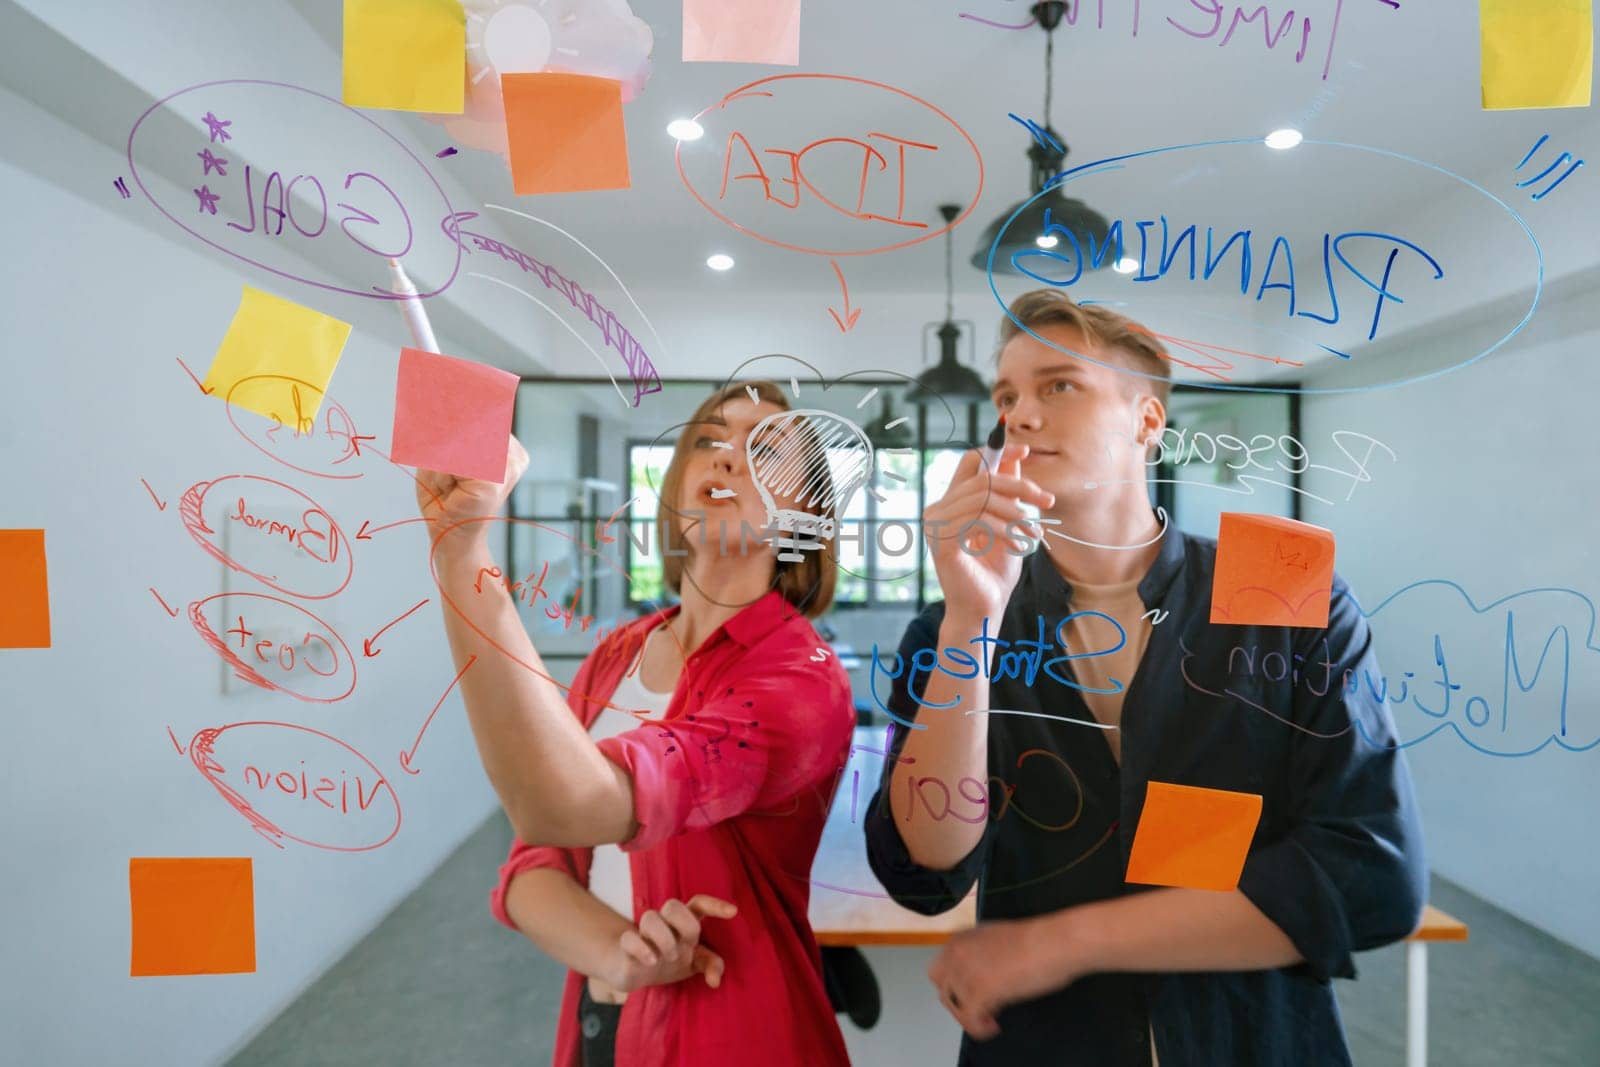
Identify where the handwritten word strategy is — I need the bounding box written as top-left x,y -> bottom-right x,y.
442,211 -> 662,406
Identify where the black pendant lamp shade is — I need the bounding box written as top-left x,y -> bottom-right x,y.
971,1 -> 1112,274
907,204 -> 989,409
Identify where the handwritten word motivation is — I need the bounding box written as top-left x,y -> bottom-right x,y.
127,80 -> 460,300
1183,579 -> 1600,757
1015,213 -> 1443,345
677,74 -> 984,257
869,614 -> 1128,726
442,211 -> 661,406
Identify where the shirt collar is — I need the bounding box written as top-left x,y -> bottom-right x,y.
1024,509 -> 1188,609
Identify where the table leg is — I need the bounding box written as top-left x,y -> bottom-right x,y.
1406,940 -> 1428,1067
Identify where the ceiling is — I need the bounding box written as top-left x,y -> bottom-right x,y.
4,0 -> 1594,388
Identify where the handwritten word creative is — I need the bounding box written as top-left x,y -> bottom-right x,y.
0,529 -> 51,648
203,287 -> 352,425
443,211 -> 663,405
186,722 -> 401,851
677,74 -> 984,257
128,80 -> 461,299
128,857 -> 255,977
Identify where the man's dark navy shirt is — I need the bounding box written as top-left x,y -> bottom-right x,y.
863,524 -> 1427,1067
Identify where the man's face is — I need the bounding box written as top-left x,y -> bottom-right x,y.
991,324 -> 1163,501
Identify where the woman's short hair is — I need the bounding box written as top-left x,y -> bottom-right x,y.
656,379 -> 838,617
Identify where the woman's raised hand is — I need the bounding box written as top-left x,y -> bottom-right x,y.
413,434 -> 530,546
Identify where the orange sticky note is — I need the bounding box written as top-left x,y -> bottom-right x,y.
501,73 -> 630,196
1126,782 -> 1263,892
0,529 -> 50,648
683,0 -> 802,65
129,857 -> 256,977
389,347 -> 519,482
1210,513 -> 1336,628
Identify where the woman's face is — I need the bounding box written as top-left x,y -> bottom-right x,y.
673,397 -> 809,556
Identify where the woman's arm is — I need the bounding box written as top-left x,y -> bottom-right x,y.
502,867 -> 736,993
416,438 -> 637,848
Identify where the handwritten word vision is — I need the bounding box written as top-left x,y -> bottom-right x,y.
1015,214 -> 1444,344
443,211 -> 661,406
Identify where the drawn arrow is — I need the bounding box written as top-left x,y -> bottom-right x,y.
826,260 -> 862,332
595,496 -> 639,545
149,588 -> 180,618
176,356 -> 215,395
400,655 -> 476,775
354,517 -> 434,541
140,478 -> 168,511
363,598 -> 431,657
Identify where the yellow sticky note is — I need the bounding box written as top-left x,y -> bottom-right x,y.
343,0 -> 466,113
204,287 -> 352,426
1482,0 -> 1593,110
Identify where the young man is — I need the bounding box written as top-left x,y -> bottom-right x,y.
863,290 -> 1426,1066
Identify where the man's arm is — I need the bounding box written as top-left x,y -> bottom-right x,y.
1050,887 -> 1302,974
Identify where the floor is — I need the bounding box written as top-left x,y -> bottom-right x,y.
227,811 -> 1600,1066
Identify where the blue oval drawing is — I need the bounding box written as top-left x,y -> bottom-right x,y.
986,138 -> 1544,396
127,79 -> 461,301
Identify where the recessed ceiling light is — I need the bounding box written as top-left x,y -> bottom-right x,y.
1265,128 -> 1303,150
667,118 -> 704,142
1035,234 -> 1060,249
706,253 -> 735,271
1113,257 -> 1139,274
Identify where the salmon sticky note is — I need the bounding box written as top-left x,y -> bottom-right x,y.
684,0 -> 802,65
390,347 -> 519,482
204,287 -> 352,427
1211,513 -> 1336,628
1481,0 -> 1593,110
0,529 -> 50,649
343,0 -> 466,113
1126,782 -> 1263,892
502,73 -> 630,196
130,857 -> 256,976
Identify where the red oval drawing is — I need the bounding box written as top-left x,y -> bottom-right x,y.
190,592 -> 358,703
429,517 -> 656,709
676,73 -> 985,257
186,720 -> 400,852
225,374 -> 369,481
180,474 -> 353,600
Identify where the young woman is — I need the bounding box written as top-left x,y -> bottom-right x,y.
415,380 -> 856,1067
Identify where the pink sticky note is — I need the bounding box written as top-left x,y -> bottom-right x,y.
683,0 -> 802,65
389,348 -> 519,483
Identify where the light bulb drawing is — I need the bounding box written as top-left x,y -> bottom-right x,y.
746,409 -> 874,563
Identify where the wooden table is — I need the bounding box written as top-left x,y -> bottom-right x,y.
808,730 -> 1470,1066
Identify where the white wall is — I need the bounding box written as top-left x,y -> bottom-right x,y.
1299,275 -> 1600,960
0,100 -> 518,1065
